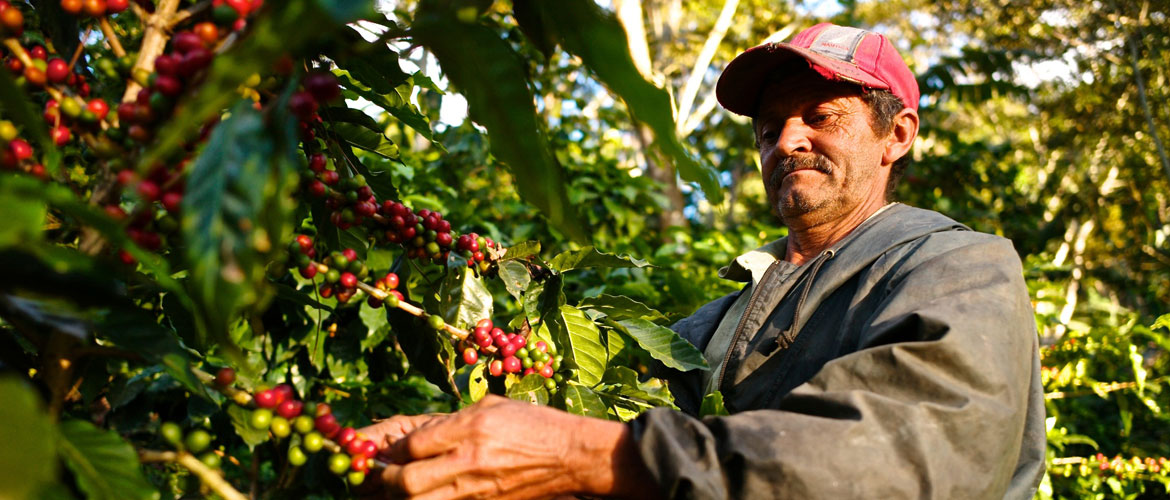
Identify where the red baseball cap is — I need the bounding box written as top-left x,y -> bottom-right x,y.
716,23 -> 919,116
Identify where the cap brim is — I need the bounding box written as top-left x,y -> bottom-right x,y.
716,43 -> 891,117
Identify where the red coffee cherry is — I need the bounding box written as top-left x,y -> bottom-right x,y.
45,58 -> 69,83
214,367 -> 236,386
254,389 -> 278,409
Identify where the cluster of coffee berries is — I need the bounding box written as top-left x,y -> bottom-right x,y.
289,72 -> 339,147
158,421 -> 224,470
455,232 -> 499,272
286,234 -> 406,308
113,26 -> 218,146
58,0 -> 129,17
377,201 -> 459,264
461,318 -> 569,393
248,383 -> 377,486
0,120 -> 46,178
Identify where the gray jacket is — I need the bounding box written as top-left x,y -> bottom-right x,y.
631,204 -> 1046,499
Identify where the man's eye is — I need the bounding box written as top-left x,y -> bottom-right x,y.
759,129 -> 779,142
807,113 -> 830,125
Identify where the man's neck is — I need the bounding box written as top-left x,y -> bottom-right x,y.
783,198 -> 891,266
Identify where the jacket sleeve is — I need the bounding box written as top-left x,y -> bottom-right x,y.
628,237 -> 1045,499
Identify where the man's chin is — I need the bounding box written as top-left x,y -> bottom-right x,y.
775,193 -> 828,224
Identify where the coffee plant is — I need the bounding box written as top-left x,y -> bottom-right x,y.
0,0 -> 714,498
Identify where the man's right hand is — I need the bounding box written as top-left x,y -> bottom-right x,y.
357,413 -> 446,463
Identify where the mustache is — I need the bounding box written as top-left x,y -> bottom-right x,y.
768,154 -> 832,186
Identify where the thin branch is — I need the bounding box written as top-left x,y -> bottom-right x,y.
1125,32 -> 1170,185
140,450 -> 249,500
678,85 -> 720,136
98,17 -> 127,57
168,0 -> 211,28
3,38 -> 33,67
675,0 -> 739,130
122,0 -> 182,103
67,27 -> 92,72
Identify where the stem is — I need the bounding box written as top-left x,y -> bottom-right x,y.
144,450 -> 249,500
67,28 -> 92,73
169,0 -> 211,28
98,17 -> 127,58
122,0 -> 182,103
3,38 -> 33,67
306,259 -> 495,351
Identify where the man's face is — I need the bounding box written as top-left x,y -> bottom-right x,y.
754,73 -> 891,229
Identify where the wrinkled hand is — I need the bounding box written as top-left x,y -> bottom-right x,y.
364,395 -> 656,500
357,413 -> 447,462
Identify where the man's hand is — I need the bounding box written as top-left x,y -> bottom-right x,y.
365,395 -> 660,500
357,413 -> 446,462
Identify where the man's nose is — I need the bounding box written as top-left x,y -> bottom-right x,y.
778,118 -> 813,156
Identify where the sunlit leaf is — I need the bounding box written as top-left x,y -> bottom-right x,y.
548,247 -> 650,272
557,383 -> 608,418
413,2 -> 590,242
610,318 -> 707,372
536,0 -> 722,203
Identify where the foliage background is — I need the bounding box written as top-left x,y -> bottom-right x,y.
388,0 -> 1170,496
0,0 -> 1167,498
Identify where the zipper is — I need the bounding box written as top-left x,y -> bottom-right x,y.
714,259 -> 782,391
714,249 -> 836,392
777,249 -> 836,349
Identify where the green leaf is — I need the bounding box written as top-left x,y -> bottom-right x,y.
502,240 -> 541,260
273,282 -> 333,312
611,318 -> 708,372
333,136 -> 399,202
439,267 -> 493,329
506,374 -> 550,405
557,383 -> 608,418
548,247 -> 650,272
457,362 -> 489,404
539,283 -> 607,387
313,0 -> 376,24
413,4 -> 590,243
182,101 -> 299,350
331,122 -> 400,160
1152,314 -> 1170,332
359,299 -> 392,351
536,1 -> 722,203
0,175 -> 46,247
321,105 -> 382,132
328,28 -> 412,94
0,176 -> 186,298
0,377 -> 56,500
57,420 -> 156,500
700,391 -> 729,417
578,294 -> 667,322
96,311 -> 211,400
227,405 -> 270,448
337,71 -> 434,142
498,261 -> 531,303
598,366 -> 676,409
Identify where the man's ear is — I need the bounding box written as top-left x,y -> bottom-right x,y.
882,108 -> 919,166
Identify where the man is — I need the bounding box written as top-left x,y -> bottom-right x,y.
360,23 -> 1046,499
